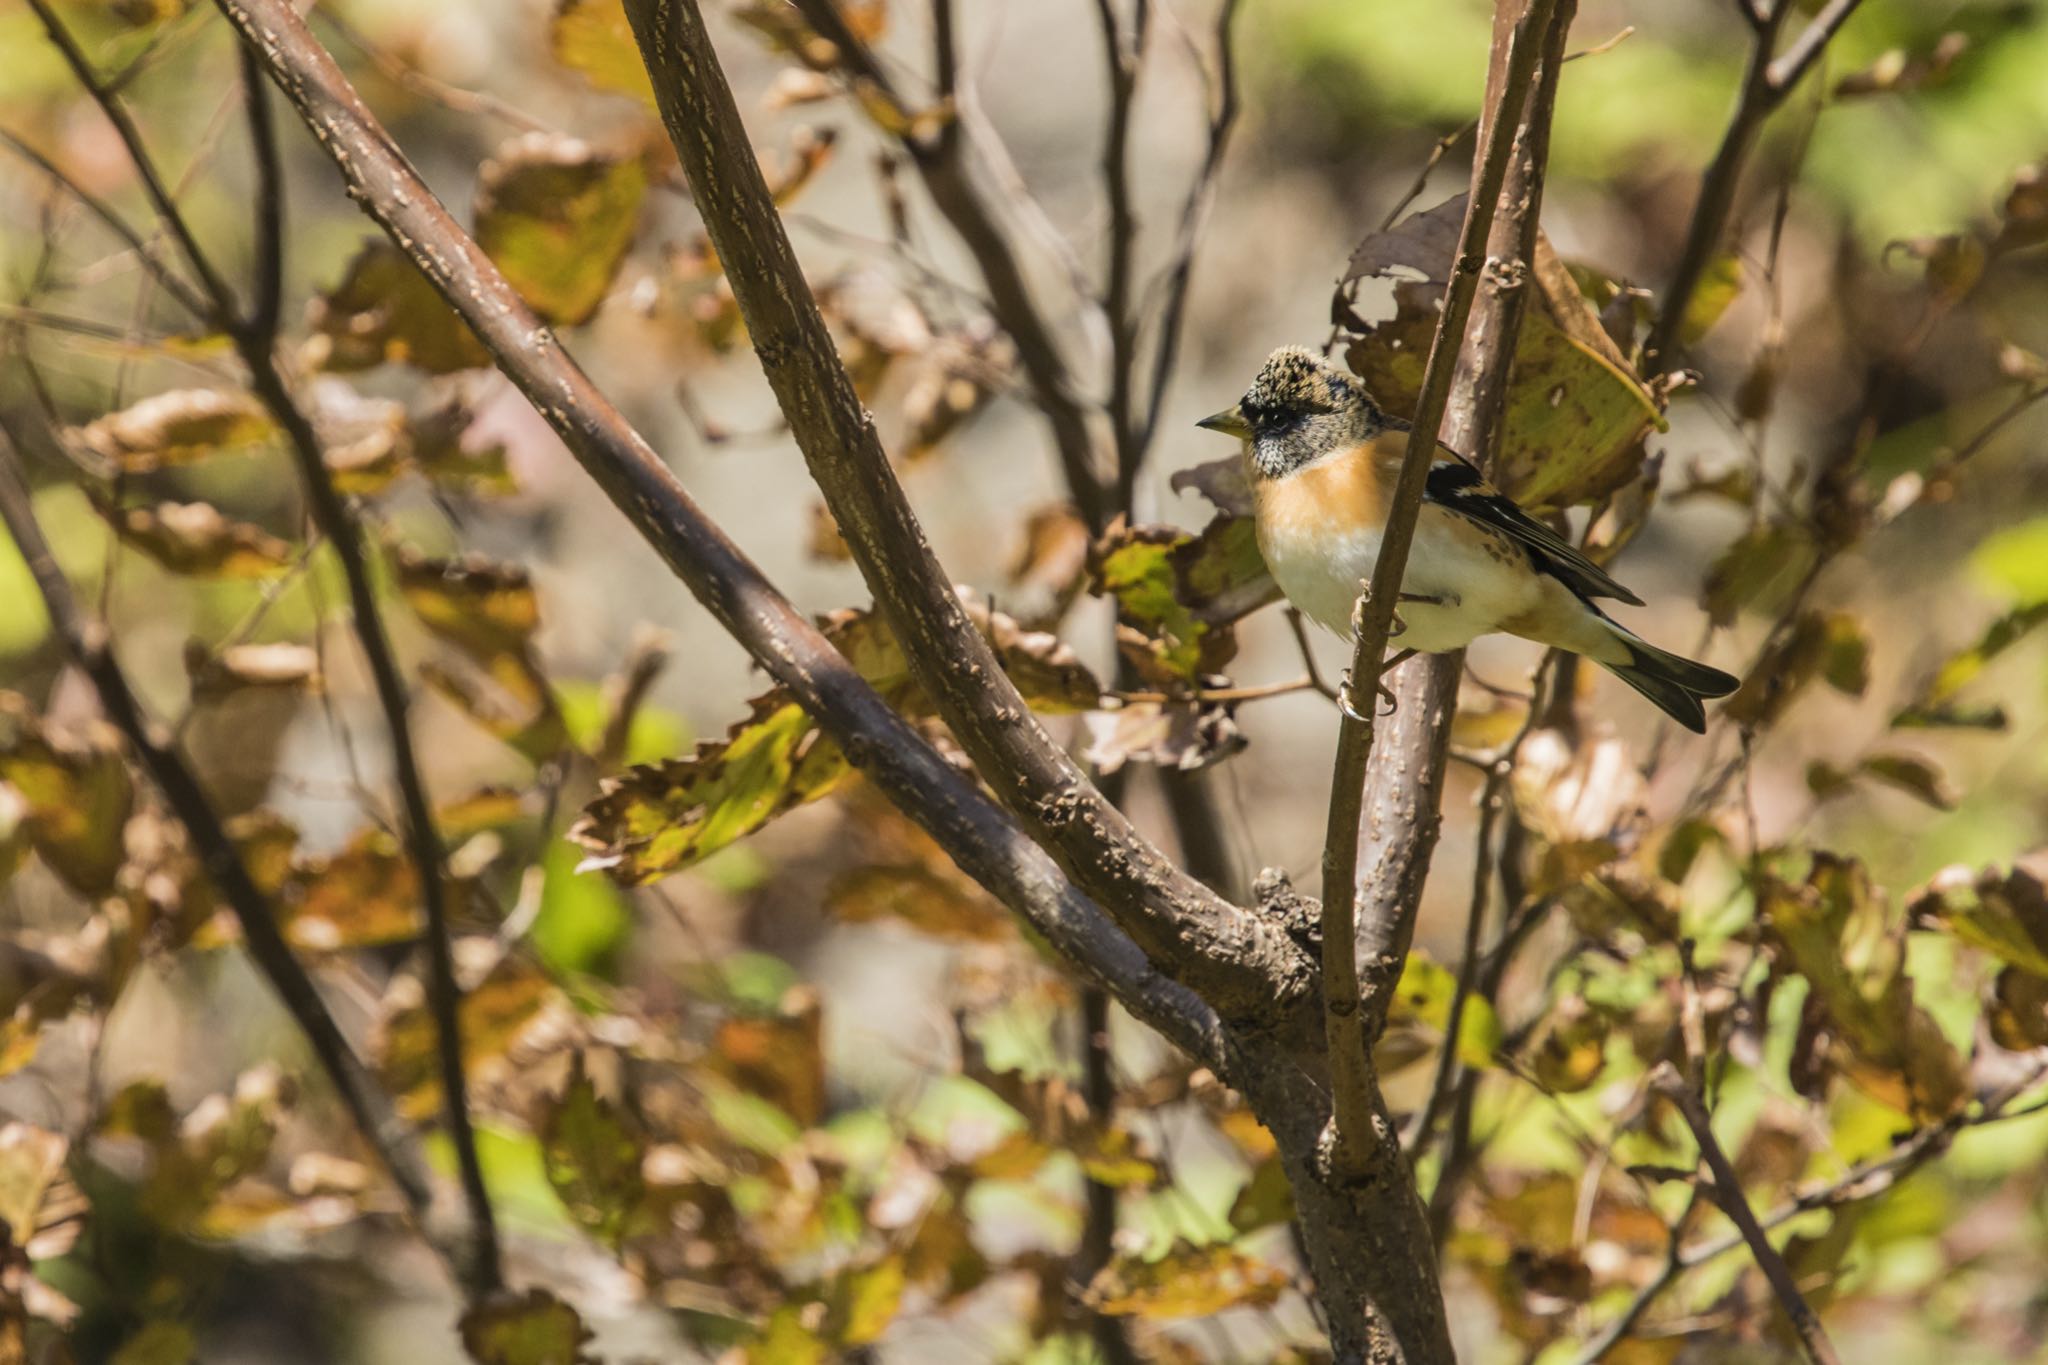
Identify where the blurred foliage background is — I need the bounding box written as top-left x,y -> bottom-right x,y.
5,0 -> 2048,1362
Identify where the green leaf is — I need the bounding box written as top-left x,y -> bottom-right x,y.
822,1257 -> 906,1346
1387,951 -> 1502,1070
1763,854 -> 1967,1121
541,1056 -> 644,1248
1680,253 -> 1744,345
1702,522 -> 1815,628
1227,1156 -> 1295,1234
459,1289 -> 596,1365
1907,853 -> 2048,979
534,837 -> 632,977
1859,752 -> 1957,810
475,134 -> 647,327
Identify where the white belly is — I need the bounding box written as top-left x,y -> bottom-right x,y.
1258,507 -> 1541,653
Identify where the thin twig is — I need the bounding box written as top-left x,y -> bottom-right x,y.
1131,0 -> 1242,464
1107,676 -> 1316,707
26,0 -> 240,328
1096,0 -> 1144,516
1651,1062 -> 1841,1365
214,0 -> 1235,1072
240,44 -> 284,349
0,435 -> 447,1273
35,0 -> 505,1291
1644,0 -> 1865,370
0,127 -> 211,321
1319,0 -> 1562,1178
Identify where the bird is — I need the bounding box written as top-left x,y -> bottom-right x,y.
1197,346 -> 1737,732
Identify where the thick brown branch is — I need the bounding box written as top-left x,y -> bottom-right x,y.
0,437 -> 447,1272
210,0 -> 1233,1072
1652,1063 -> 1842,1365
1319,0 -> 1561,1178
624,0 -> 1315,1033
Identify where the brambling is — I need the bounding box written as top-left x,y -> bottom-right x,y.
1200,346 -> 1737,732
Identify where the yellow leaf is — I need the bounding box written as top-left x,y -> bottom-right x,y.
475,134 -> 648,327
548,0 -> 656,106
1084,1240 -> 1290,1319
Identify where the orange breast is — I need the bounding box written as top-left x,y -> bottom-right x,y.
1252,442 -> 1388,541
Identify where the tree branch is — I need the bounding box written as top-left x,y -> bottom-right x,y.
1644,0 -> 1864,370
0,434 -> 447,1274
789,0 -> 1108,529
34,0 -> 503,1293
1652,1062 -> 1842,1365
622,0 -> 1316,1034
209,0 -> 1235,1073
1319,0 -> 1562,1178
1095,0 -> 1144,515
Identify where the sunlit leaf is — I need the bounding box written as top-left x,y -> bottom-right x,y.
459,1289 -> 595,1365
1763,855 -> 1966,1121
475,134 -> 648,327
282,828 -> 423,951
549,0 -> 657,106
1084,1240 -> 1290,1318
307,240 -> 490,374
0,696 -> 133,897
1340,197 -> 1662,507
1093,517 -> 1272,685
822,1256 -> 906,1346
1679,253 -> 1743,345
572,597 -> 1097,881
1906,853 -> 2048,979
1385,951 -> 1501,1070
1527,1002 -> 1609,1093
64,389 -> 274,473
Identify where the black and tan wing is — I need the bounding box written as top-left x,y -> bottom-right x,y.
1422,456 -> 1644,606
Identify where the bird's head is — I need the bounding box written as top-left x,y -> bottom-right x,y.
1197,346 -> 1388,480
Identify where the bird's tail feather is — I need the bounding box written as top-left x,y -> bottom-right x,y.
1597,628 -> 1738,735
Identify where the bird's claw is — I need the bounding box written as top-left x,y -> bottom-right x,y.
1337,668 -> 1399,722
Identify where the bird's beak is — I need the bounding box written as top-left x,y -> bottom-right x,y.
1196,405 -> 1252,439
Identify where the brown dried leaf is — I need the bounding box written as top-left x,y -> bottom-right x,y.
307,240 -> 491,374
95,497 -> 294,578
825,864 -> 1011,942
710,986 -> 825,1127
1082,700 -> 1245,775
64,389 -> 274,473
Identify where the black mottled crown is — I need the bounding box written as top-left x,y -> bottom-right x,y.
1239,346 -> 1362,427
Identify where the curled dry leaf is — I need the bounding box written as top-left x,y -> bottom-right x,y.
1082,699 -> 1245,775
63,389 -> 274,474
93,496 -> 294,579
184,641 -> 321,699
1907,852 -> 2048,979
1168,455 -> 1255,519
475,133 -> 649,327
306,240 -> 491,374
378,948 -> 570,1119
